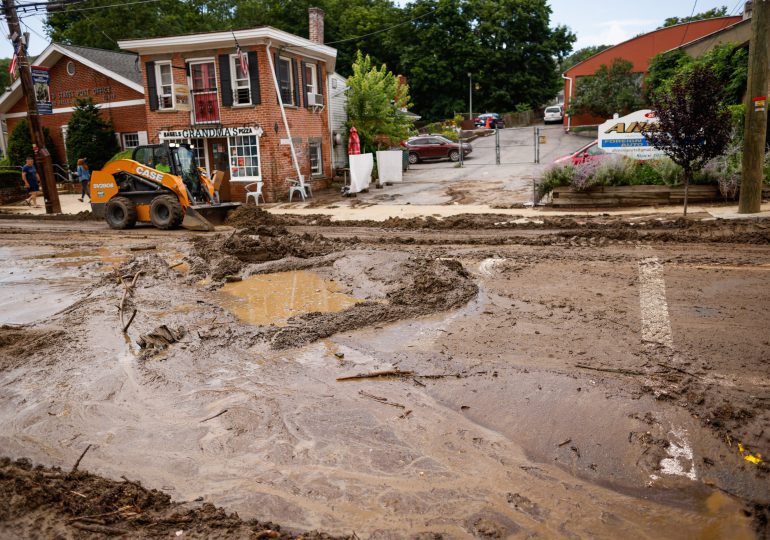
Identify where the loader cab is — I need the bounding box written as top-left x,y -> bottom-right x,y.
132,143 -> 207,202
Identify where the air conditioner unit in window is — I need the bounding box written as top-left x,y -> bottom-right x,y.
307,93 -> 324,107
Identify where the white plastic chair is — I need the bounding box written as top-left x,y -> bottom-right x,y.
288,176 -> 312,202
245,181 -> 264,205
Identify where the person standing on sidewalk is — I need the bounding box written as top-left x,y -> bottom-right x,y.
76,158 -> 90,202
21,157 -> 41,207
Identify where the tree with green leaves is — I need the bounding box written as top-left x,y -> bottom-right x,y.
569,58 -> 644,119
646,43 -> 748,105
645,65 -> 731,215
65,98 -> 120,170
345,51 -> 413,151
6,120 -> 59,167
660,6 -> 728,28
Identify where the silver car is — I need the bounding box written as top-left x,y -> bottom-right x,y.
544,105 -> 563,124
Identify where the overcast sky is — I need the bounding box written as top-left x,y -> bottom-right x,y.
549,0 -> 743,50
1,0 -> 743,59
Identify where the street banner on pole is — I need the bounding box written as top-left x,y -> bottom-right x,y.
31,66 -> 52,115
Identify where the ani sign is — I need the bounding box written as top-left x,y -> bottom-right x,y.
598,109 -> 666,160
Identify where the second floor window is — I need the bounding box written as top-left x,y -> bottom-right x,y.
230,55 -> 251,105
155,62 -> 174,109
305,63 -> 318,96
277,57 -> 294,105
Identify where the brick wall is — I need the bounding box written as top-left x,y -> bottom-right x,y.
5,54 -> 146,167
140,45 -> 333,202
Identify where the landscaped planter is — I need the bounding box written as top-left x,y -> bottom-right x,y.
550,184 -> 722,207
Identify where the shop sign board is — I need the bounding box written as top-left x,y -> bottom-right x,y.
598,109 -> 666,160
159,126 -> 264,139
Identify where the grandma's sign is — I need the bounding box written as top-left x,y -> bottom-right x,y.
159,126 -> 264,139
598,109 -> 665,160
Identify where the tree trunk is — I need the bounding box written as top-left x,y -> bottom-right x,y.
683,168 -> 691,216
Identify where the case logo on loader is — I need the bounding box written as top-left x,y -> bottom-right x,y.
136,166 -> 166,182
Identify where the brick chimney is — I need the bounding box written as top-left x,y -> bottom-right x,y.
743,1 -> 753,20
309,7 -> 325,44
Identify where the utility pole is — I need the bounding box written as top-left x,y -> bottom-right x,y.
3,0 -> 61,214
739,0 -> 769,214
468,72 -> 472,123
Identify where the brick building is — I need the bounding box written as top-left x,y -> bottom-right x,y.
118,8 -> 336,202
0,43 -> 147,167
562,16 -> 743,128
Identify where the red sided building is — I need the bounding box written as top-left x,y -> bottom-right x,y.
0,43 -> 148,168
562,16 -> 743,128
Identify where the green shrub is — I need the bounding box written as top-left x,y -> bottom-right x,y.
0,169 -> 21,188
6,120 -> 59,167
538,163 -> 575,197
592,157 -> 638,186
648,158 -> 684,185
630,162 -> 664,185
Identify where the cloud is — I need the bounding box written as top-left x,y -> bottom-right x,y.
578,18 -> 658,48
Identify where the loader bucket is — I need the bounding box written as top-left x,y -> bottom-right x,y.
182,203 -> 241,231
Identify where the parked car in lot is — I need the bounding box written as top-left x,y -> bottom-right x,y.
406,135 -> 472,164
544,105 -> 563,124
474,113 -> 505,129
554,140 -> 609,165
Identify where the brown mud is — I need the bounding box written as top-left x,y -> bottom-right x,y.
0,457 -> 342,539
1,213 -> 769,538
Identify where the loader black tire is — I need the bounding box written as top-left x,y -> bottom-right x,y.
150,195 -> 184,229
105,197 -> 137,229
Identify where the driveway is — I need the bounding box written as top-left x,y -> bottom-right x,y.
302,125 -> 590,208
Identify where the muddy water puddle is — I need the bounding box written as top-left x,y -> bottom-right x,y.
216,270 -> 362,326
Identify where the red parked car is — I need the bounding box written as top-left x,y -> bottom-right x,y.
406,135 -> 472,164
554,139 -> 609,165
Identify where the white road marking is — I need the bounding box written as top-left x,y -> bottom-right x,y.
659,427 -> 697,481
638,257 -> 674,349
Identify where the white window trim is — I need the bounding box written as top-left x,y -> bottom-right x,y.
305,62 -> 318,96
227,135 -> 261,182
187,60 -> 219,125
229,54 -> 252,107
122,131 -> 140,149
155,61 -> 175,110
278,56 -> 295,106
310,141 -> 323,176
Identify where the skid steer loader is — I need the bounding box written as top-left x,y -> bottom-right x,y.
90,142 -> 240,231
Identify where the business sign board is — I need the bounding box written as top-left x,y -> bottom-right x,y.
31,66 -> 52,115
159,126 -> 264,139
598,109 -> 666,160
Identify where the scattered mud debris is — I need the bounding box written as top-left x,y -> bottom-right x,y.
137,325 -> 186,350
0,457 -> 344,539
0,325 -> 64,371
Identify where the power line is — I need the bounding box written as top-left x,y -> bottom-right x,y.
677,0 -> 699,47
15,0 -> 162,15
323,7 -> 437,46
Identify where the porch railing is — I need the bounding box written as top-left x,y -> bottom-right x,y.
191,88 -> 220,125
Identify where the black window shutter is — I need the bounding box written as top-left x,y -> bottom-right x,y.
291,58 -> 300,106
219,54 -> 233,107
301,61 -> 308,107
274,52 -> 281,104
185,63 -> 190,77
145,61 -> 158,111
248,51 -> 260,105
316,64 -> 323,98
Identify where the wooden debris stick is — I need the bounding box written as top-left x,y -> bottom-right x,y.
336,370 -> 415,381
71,523 -> 127,535
200,409 -> 229,423
122,310 -> 137,333
399,410 -> 413,419
168,261 -> 185,270
575,364 -> 646,376
129,246 -> 156,252
71,444 -> 92,473
657,363 -> 699,378
118,271 -> 143,332
358,390 -> 406,409
557,439 -> 572,447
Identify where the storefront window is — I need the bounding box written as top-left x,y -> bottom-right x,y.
228,135 -> 260,179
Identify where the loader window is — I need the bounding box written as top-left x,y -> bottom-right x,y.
173,146 -> 202,194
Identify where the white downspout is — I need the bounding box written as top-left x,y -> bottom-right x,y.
561,73 -> 573,132
327,74 -> 334,175
0,115 -> 7,157
266,40 -> 304,186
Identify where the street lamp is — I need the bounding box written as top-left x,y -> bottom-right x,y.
468,72 -> 472,123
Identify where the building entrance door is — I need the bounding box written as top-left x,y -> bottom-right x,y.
209,139 -> 231,202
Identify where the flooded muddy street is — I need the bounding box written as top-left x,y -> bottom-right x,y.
0,211 -> 768,538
